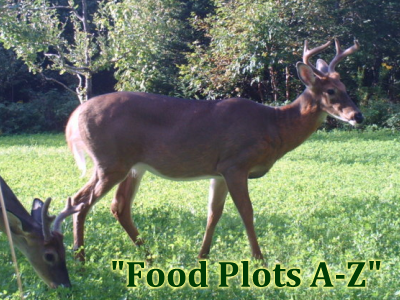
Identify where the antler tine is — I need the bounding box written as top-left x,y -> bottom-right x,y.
53,197 -> 84,233
303,40 -> 332,78
42,198 -> 56,241
328,38 -> 360,73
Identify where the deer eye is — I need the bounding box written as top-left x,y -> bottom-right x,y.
44,252 -> 57,263
327,89 -> 335,95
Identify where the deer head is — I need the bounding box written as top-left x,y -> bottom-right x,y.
0,176 -> 82,288
297,38 -> 364,126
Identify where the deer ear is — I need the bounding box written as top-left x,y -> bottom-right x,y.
6,212 -> 25,235
5,212 -> 37,240
296,62 -> 316,87
316,59 -> 329,74
31,198 -> 44,225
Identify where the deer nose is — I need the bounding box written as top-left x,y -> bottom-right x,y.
354,112 -> 364,124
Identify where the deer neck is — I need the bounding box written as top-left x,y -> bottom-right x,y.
274,90 -> 326,154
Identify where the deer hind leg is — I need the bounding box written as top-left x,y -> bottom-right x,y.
72,166 -> 131,261
110,167 -> 145,246
198,177 -> 228,259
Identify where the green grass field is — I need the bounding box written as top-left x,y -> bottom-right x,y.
0,131 -> 399,299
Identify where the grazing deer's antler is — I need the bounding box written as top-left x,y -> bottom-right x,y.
53,197 -> 83,233
41,197 -> 56,241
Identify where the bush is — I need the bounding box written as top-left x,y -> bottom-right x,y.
0,90 -> 78,134
386,112 -> 400,130
360,99 -> 400,131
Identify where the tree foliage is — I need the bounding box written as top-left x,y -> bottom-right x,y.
0,0 -> 213,101
180,0 -> 295,100
0,0 -> 113,102
97,0 -> 183,94
0,0 -> 399,130
180,0 -> 400,103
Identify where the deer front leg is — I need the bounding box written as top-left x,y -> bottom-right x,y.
72,173 -> 98,261
224,170 -> 263,260
198,177 -> 229,258
73,168 -> 130,261
73,203 -> 92,261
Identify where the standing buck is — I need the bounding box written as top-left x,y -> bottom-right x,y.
66,39 -> 363,261
0,176 -> 81,288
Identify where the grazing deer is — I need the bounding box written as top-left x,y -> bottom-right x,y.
0,176 -> 81,288
66,39 -> 363,261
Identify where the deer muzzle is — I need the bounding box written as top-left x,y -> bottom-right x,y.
353,112 -> 364,124
348,111 -> 364,126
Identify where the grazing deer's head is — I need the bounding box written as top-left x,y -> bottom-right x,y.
297,39 -> 364,126
0,176 -> 82,288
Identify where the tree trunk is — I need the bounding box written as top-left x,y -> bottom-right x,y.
269,65 -> 278,103
285,66 -> 290,102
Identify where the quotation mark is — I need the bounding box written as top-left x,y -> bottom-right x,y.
369,260 -> 380,270
112,260 -> 125,271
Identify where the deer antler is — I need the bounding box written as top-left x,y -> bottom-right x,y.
328,38 -> 360,73
42,198 -> 56,241
53,197 -> 84,233
303,40 -> 332,78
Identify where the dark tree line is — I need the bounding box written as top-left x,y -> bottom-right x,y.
0,0 -> 399,133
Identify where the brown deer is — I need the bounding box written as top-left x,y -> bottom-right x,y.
0,175 -> 82,288
66,39 -> 363,261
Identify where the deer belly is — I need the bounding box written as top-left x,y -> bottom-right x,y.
132,163 -> 219,181
249,163 -> 274,179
